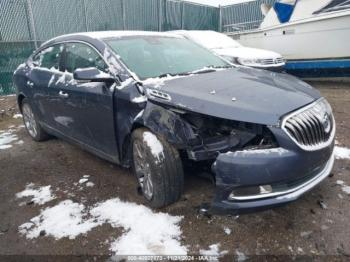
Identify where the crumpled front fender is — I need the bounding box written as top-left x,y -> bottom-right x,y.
134,102 -> 195,148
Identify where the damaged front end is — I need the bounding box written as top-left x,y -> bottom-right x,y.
135,88 -> 335,215
157,102 -> 334,215
181,113 -> 278,161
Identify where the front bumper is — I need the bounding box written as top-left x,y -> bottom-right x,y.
210,143 -> 335,215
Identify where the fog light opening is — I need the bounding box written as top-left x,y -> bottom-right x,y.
229,185 -> 273,200
259,185 -> 273,194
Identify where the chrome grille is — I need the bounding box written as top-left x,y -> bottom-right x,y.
259,58 -> 284,65
282,99 -> 335,150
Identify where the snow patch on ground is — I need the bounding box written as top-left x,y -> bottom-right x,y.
143,131 -> 164,163
235,250 -> 248,261
16,183 -> 56,205
334,146 -> 350,160
342,186 -> 350,194
79,178 -> 89,184
0,131 -> 18,150
199,244 -> 228,260
91,198 -> 187,255
16,140 -> 24,145
335,180 -> 350,195
223,227 -> 231,235
86,182 -> 95,187
19,198 -> 186,255
78,175 -> 94,187
13,114 -> 23,119
19,200 -> 97,239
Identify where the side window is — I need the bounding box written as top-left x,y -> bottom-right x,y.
33,44 -> 63,70
65,43 -> 108,73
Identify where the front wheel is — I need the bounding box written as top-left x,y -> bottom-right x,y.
131,128 -> 184,208
21,98 -> 50,142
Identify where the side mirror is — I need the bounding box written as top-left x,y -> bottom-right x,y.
73,67 -> 114,82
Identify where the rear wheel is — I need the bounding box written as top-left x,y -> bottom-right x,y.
131,128 -> 184,208
21,98 -> 50,141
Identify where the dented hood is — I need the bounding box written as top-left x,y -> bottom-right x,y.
144,67 -> 321,126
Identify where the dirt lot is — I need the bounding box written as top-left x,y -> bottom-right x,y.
0,82 -> 350,260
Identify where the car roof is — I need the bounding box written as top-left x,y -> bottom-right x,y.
170,30 -> 218,37
41,30 -> 183,48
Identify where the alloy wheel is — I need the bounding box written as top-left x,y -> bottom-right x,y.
22,103 -> 38,138
133,140 -> 154,200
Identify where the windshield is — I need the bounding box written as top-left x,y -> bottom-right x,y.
106,36 -> 230,80
186,31 -> 242,50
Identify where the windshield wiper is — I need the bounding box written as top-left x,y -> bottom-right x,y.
156,65 -> 233,78
190,65 -> 234,75
191,68 -> 217,74
157,72 -> 191,78
208,65 -> 235,69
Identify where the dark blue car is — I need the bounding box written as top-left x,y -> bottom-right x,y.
13,31 -> 336,214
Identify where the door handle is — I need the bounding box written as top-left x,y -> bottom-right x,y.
59,91 -> 69,98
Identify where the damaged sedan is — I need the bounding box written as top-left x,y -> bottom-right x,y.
13,31 -> 335,214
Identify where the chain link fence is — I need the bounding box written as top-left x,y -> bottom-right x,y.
221,0 -> 276,33
0,0 -> 219,95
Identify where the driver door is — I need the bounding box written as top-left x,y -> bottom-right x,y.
53,42 -> 119,160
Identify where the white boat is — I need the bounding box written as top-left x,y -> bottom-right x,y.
229,0 -> 350,78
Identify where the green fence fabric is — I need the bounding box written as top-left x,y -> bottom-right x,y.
84,0 -> 124,31
163,0 -> 183,30
183,2 -> 219,31
0,0 -> 33,41
0,41 -> 36,95
31,0 -> 87,40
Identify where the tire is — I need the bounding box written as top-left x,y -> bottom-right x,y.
21,98 -> 50,142
131,128 -> 184,208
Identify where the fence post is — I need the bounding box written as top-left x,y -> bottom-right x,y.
158,0 -> 163,32
121,0 -> 126,30
181,1 -> 185,29
82,0 -> 89,31
219,5 -> 223,32
26,0 -> 38,48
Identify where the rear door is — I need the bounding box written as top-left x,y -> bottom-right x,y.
57,42 -> 119,159
29,44 -> 65,128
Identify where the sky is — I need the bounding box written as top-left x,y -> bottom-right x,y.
183,0 -> 254,7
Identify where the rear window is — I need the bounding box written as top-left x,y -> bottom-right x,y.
33,44 -> 64,70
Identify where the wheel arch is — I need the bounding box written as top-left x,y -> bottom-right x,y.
119,102 -> 195,167
17,93 -> 26,113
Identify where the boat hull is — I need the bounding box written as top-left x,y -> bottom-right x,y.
231,10 -> 350,78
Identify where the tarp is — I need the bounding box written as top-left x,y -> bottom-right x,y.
274,2 -> 295,23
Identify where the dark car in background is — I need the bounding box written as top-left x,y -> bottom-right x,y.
13,31 -> 335,214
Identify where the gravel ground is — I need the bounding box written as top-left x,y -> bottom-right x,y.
0,82 -> 349,260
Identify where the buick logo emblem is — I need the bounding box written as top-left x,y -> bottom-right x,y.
322,113 -> 331,133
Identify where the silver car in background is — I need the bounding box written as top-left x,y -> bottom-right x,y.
172,30 -> 285,71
